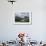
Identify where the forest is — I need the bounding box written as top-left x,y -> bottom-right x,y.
15,16 -> 29,22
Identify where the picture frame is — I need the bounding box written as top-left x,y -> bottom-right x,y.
12,10 -> 32,25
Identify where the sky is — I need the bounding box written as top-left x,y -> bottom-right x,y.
15,12 -> 29,18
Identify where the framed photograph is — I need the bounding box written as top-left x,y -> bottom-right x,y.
13,10 -> 32,25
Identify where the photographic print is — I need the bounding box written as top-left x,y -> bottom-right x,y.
13,11 -> 32,25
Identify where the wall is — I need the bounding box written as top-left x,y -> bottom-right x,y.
0,0 -> 46,41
